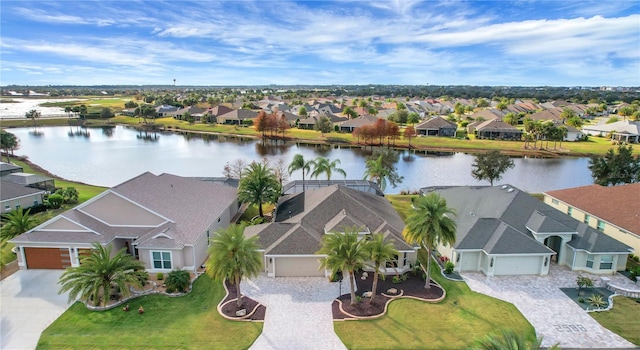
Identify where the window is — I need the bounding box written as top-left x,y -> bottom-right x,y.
600,255 -> 613,270
403,253 -> 407,267
15,204 -> 20,210
551,199 -> 559,205
207,230 -> 211,246
584,214 -> 590,225
34,195 -> 40,205
567,207 -> 573,216
152,251 -> 172,269
597,220 -> 605,232
586,254 -> 594,268
4,205 -> 10,211
386,255 -> 399,268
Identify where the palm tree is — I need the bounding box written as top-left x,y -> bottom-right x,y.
238,161 -> 281,217
288,154 -> 314,192
402,193 -> 456,289
310,157 -> 346,180
0,130 -> 20,163
363,155 -> 390,191
25,109 -> 41,128
206,224 -> 262,308
317,228 -> 369,306
470,329 -> 555,350
64,106 -> 72,118
0,208 -> 36,242
365,233 -> 398,304
58,242 -> 147,307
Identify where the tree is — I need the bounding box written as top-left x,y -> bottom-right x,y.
60,187 -> 79,204
364,233 -> 398,304
358,99 -> 368,115
314,115 -> 332,135
288,154 -> 314,192
496,102 -> 508,116
237,161 -> 281,217
560,107 -> 577,120
471,329 -> 553,350
64,106 -> 72,118
476,98 -> 489,108
588,145 -> 640,186
254,111 -> 268,137
396,109 -> 408,125
407,112 -> 420,125
79,105 -> 88,119
310,157 -> 346,180
0,130 -> 20,163
317,228 -> 368,306
402,193 -> 456,289
47,193 -> 64,209
619,106 -> 634,120
206,224 -> 262,308
503,113 -> 518,126
404,125 -> 417,148
363,148 -> 403,190
25,109 -> 41,128
223,159 -> 247,179
298,106 -> 308,117
100,107 -> 113,119
58,242 -> 147,307
566,115 -> 584,128
165,270 -> 191,293
0,208 -> 36,242
342,106 -> 358,119
471,150 -> 515,186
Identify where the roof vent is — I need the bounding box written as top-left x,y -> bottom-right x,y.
507,188 -> 514,193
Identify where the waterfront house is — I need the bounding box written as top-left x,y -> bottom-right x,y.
415,116 -> 457,137
475,119 -> 523,140
1,180 -> 45,212
216,109 -> 258,125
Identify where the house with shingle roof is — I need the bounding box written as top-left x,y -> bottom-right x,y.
415,116 -> 457,137
544,183 -> 640,256
297,114 -> 348,130
425,185 -> 632,276
216,109 -> 258,125
339,115 -> 379,132
244,185 -> 417,277
475,119 -> 523,140
1,180 -> 46,212
582,120 -> 640,143
10,172 -> 238,271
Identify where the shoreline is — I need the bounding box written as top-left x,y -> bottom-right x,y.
8,155 -> 101,187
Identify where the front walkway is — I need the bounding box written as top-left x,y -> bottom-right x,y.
243,275 -> 346,350
1,270 -> 72,350
462,265 -> 637,349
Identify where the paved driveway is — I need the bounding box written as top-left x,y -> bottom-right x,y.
462,265 -> 637,349
1,270 -> 72,350
243,276 -> 346,350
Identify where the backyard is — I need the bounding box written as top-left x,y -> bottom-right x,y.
37,274 -> 263,349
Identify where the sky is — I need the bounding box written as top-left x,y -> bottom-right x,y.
1,0 -> 639,87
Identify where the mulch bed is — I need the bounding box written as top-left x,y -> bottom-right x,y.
220,280 -> 265,321
332,271 -> 445,320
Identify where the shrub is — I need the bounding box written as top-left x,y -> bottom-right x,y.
165,270 -> 191,293
392,275 -> 402,283
587,294 -> 607,308
578,298 -> 585,303
444,261 -> 455,274
46,193 -> 64,209
156,272 -> 164,280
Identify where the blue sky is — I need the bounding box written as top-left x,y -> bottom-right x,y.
1,0 -> 639,86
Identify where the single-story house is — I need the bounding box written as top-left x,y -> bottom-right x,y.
155,105 -> 179,117
297,114 -> 348,130
339,115 -> 379,133
10,172 -> 238,271
423,185 -> 632,276
564,125 -> 585,141
244,185 -> 417,277
544,183 -> 639,256
2,172 -> 55,192
528,108 -> 563,123
282,180 -> 383,196
415,117 -> 457,137
475,120 -> 523,140
1,180 -> 45,212
0,162 -> 23,177
216,109 -> 258,125
582,120 -> 639,143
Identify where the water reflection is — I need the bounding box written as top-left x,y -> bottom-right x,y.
9,125 -> 595,192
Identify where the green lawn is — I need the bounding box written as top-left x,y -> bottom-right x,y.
333,194 -> 535,349
590,297 -> 640,346
37,274 -> 263,349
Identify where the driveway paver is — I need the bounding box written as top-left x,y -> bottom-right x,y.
1,270 -> 71,350
462,265 -> 637,349
243,276 -> 346,350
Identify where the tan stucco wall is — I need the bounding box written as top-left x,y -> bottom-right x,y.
274,256 -> 324,277
570,250 -> 626,275
82,192 -> 166,226
1,193 -> 43,212
544,195 -> 639,255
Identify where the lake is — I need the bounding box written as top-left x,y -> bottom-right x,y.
9,126 -> 594,193
0,98 -> 85,119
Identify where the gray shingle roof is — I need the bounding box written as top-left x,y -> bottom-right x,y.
0,180 -> 44,201
415,117 -> 457,130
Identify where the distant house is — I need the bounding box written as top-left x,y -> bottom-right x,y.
544,183 -> 640,256
415,117 -> 457,137
216,109 -> 258,125
121,108 -> 136,117
425,185 -> 632,276
155,105 -> 179,117
0,162 -> 23,177
173,106 -> 207,120
528,108 -> 563,123
564,125 -> 585,142
2,172 -> 55,192
1,181 -> 45,212
244,185 -> 417,277
297,114 -> 348,130
474,119 -> 523,140
339,115 -> 379,132
282,180 -> 383,196
582,120 -> 640,143
10,173 -> 238,271
203,105 -> 233,123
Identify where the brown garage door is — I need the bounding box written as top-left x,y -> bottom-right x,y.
24,248 -> 71,269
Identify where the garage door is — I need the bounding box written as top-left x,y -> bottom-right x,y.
24,247 -> 70,269
274,257 -> 324,277
493,256 -> 543,276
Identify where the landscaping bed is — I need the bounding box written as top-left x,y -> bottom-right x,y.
219,280 -> 265,321
560,287 -> 614,311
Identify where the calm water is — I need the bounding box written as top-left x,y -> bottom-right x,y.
9,126 -> 594,193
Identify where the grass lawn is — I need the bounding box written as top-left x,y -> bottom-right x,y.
590,297 -> 640,346
237,203 -> 276,223
37,274 -> 263,350
333,194 -> 535,349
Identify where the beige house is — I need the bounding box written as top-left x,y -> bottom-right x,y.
10,173 -> 238,271
244,185 -> 417,277
544,183 -> 639,256
1,180 -> 45,212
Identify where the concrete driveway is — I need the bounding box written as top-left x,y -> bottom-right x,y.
462,265 -> 637,349
1,270 -> 72,350
243,276 -> 346,350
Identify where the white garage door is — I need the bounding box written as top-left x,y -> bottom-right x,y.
493,256 -> 543,275
274,257 -> 324,277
